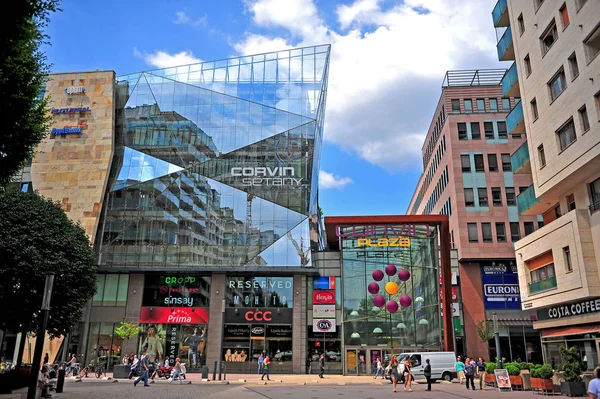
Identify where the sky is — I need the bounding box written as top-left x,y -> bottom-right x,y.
43,0 -> 508,216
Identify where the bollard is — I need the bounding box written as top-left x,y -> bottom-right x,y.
56,368 -> 65,393
223,364 -> 226,381
201,365 -> 209,380
213,361 -> 217,381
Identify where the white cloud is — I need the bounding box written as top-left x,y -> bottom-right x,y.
134,48 -> 201,68
235,0 -> 501,172
319,170 -> 353,189
173,11 -> 207,26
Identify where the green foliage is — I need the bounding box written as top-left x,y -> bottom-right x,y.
538,364 -> 554,379
486,362 -> 497,374
114,322 -> 141,340
530,367 -> 540,378
518,362 -> 535,371
559,346 -> 583,382
0,0 -> 59,186
555,364 -> 565,372
505,363 -> 521,376
0,190 -> 96,337
475,320 -> 495,343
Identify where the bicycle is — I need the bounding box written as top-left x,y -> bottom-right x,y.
95,362 -> 106,379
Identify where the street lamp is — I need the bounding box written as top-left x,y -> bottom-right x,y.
492,312 -> 502,369
28,274 -> 54,399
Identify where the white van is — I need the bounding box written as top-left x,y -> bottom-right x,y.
398,352 -> 457,382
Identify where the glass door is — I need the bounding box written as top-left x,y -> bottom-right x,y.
357,349 -> 367,375
345,349 -> 358,375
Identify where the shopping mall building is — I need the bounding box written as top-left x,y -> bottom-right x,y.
4,45 -> 453,375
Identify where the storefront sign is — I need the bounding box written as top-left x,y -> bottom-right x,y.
314,276 -> 336,290
313,290 -> 335,305
224,308 -> 292,325
266,325 -> 293,338
336,224 -> 432,238
440,287 -> 459,301
166,325 -> 178,366
313,319 -> 336,333
143,274 -> 209,308
440,272 -> 458,285
481,262 -> 521,310
139,307 -> 209,324
313,305 -> 335,318
51,127 -> 83,135
230,167 -> 302,186
51,107 -> 90,114
224,325 -> 250,337
251,326 -> 265,336
64,86 -> 85,94
226,277 -> 293,308
357,237 -> 411,247
536,298 -> 600,321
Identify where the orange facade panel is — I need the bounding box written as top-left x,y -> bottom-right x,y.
526,251 -> 554,271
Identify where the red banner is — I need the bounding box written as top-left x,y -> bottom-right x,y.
140,307 -> 209,324
313,289 -> 336,304
440,287 -> 459,302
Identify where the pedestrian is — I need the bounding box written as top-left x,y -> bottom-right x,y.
373,357 -> 384,379
319,354 -> 325,378
43,353 -> 49,365
169,358 -> 183,385
164,356 -> 170,368
48,365 -> 58,389
588,367 -> 600,398
128,352 -> 135,365
129,355 -> 139,379
39,366 -> 50,398
477,357 -> 487,390
258,352 -> 264,375
455,356 -> 465,384
403,356 -> 413,392
464,357 -> 476,390
388,355 -> 399,393
424,358 -> 432,391
261,355 -> 271,381
134,354 -> 150,387
66,354 -> 77,376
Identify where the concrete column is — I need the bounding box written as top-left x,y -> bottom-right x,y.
122,273 -> 144,356
293,274 -> 307,374
206,273 -> 226,371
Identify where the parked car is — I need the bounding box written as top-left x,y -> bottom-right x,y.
390,352 -> 456,382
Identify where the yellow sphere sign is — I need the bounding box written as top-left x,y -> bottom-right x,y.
385,282 -> 399,295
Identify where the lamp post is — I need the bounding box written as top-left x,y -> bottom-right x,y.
28,274 -> 55,399
492,312 -> 502,369
218,299 -> 225,380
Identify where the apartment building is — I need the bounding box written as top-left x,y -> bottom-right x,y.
407,70 -> 542,362
493,0 -> 600,368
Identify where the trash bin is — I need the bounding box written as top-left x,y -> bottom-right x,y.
56,369 -> 65,393
201,365 -> 209,380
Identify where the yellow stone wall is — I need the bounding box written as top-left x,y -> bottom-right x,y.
31,71 -> 116,242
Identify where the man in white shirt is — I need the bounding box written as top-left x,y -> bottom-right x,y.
589,367 -> 600,398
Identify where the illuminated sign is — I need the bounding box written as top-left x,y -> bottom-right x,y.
245,310 -> 272,322
537,298 -> 600,321
313,305 -> 335,318
357,238 -> 411,247
139,307 -> 209,324
230,167 -> 302,186
313,290 -> 335,304
314,277 -> 336,290
51,127 -> 83,135
484,284 -> 519,297
313,319 -> 336,333
142,274 -> 208,308
64,86 -> 85,94
51,107 -> 90,114
228,279 -> 292,289
224,307 -> 292,324
336,224 -> 432,238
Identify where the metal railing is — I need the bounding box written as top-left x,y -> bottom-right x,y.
492,0 -> 508,27
442,69 -> 506,88
528,276 -> 557,295
517,185 -> 540,215
589,200 -> 600,214
511,141 -> 530,173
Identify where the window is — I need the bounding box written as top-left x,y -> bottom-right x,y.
538,220 -> 545,228
519,186 -> 529,194
464,99 -> 472,113
538,144 -> 546,167
578,105 -> 590,132
513,134 -> 522,139
506,187 -> 516,206
474,154 -> 485,172
492,187 -> 502,206
502,98 -> 511,112
20,183 -> 29,193
496,222 -> 506,242
484,122 -> 495,139
478,188 -> 488,206
596,92 -> 600,121
488,154 -> 498,172
583,23 -> 600,63
501,153 -> 511,171
464,188 -> 475,207
557,119 -> 577,151
510,222 -> 521,241
534,0 -> 545,11
92,274 -> 130,307
524,54 -> 532,76
498,121 -> 508,139
567,193 -> 576,211
548,69 -> 567,101
540,20 -> 558,55
575,0 -> 588,11
559,3 -> 569,29
489,98 -> 498,112
530,264 -> 555,284
471,122 -> 481,139
518,13 -> 525,35
458,122 -> 468,140
524,221 -> 535,236
482,223 -> 493,243
589,177 -> 600,213
554,204 -> 562,219
461,155 -> 471,172
451,99 -> 460,113
531,98 -> 539,120
563,246 -> 573,272
477,98 -> 485,113
467,223 -> 478,242
568,52 -> 579,80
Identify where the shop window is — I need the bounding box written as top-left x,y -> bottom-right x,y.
563,246 -> 573,272
496,222 -> 506,242
467,223 -> 478,242
471,122 -> 481,139
492,188 -> 502,206
93,274 -> 129,307
484,122 -> 495,139
488,154 -> 498,172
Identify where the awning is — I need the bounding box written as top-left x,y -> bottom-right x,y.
486,317 -> 534,327
541,323 -> 600,338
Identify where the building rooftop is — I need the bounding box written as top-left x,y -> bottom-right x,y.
442,69 -> 506,88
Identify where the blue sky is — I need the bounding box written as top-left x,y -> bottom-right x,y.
43,0 -> 505,216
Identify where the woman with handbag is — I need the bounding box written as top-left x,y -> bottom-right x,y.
403,357 -> 413,392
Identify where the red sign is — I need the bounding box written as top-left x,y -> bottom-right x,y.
313,290 -> 335,304
139,307 -> 209,324
244,310 -> 272,322
440,287 -> 459,302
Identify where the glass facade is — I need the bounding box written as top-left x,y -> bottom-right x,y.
96,45 -> 330,269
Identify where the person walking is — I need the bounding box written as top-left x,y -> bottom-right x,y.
464,357 -> 476,390
455,356 -> 465,384
373,357 -> 384,379
169,358 -> 183,385
134,354 -> 150,387
261,355 -> 271,381
477,357 -> 487,390
258,352 -> 264,375
66,354 -> 77,376
388,355 -> 400,393
424,358 -> 432,391
43,353 -> 49,365
129,355 -> 139,379
588,367 -> 600,398
318,354 -> 325,378
403,357 -> 413,392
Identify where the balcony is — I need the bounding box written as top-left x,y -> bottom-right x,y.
517,185 -> 543,215
492,0 -> 509,27
528,276 -> 557,295
502,62 -> 520,97
497,26 -> 515,61
507,100 -> 525,134
511,142 -> 531,174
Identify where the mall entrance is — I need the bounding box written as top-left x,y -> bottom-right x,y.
344,347 -> 404,376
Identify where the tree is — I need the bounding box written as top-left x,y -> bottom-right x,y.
0,190 -> 96,337
0,1 -> 59,186
114,322 -> 141,340
475,320 -> 495,343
